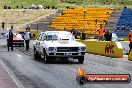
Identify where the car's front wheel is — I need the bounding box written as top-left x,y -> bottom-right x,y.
43,49 -> 51,63
34,47 -> 40,60
78,56 -> 84,63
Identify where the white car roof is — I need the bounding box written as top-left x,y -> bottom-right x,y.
42,31 -> 70,34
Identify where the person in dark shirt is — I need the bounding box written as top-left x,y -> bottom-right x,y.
81,31 -> 86,40
128,31 -> 132,54
2,22 -> 5,30
7,29 -> 14,51
104,29 -> 112,41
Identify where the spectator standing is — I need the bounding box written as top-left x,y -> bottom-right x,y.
24,29 -> 31,51
128,31 -> 132,54
2,22 -> 5,30
95,24 -> 105,41
104,29 -> 112,41
81,31 -> 86,40
7,29 -> 14,51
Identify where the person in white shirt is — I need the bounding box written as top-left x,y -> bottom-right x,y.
24,29 -> 31,51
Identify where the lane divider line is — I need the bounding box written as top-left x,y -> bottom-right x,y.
0,59 -> 25,88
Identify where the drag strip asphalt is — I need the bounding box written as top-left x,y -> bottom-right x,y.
0,39 -> 132,88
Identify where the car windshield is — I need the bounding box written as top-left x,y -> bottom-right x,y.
58,32 -> 75,40
46,34 -> 58,41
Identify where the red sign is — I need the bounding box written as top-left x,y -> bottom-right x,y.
76,67 -> 131,84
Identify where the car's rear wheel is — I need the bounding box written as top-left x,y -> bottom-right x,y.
78,56 -> 84,63
34,47 -> 40,60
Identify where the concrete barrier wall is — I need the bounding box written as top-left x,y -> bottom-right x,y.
77,40 -> 123,58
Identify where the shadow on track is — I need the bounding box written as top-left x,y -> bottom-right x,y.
34,58 -> 82,64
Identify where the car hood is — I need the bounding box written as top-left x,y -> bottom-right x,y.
43,40 -> 86,47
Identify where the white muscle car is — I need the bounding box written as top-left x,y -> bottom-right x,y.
33,31 -> 86,63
